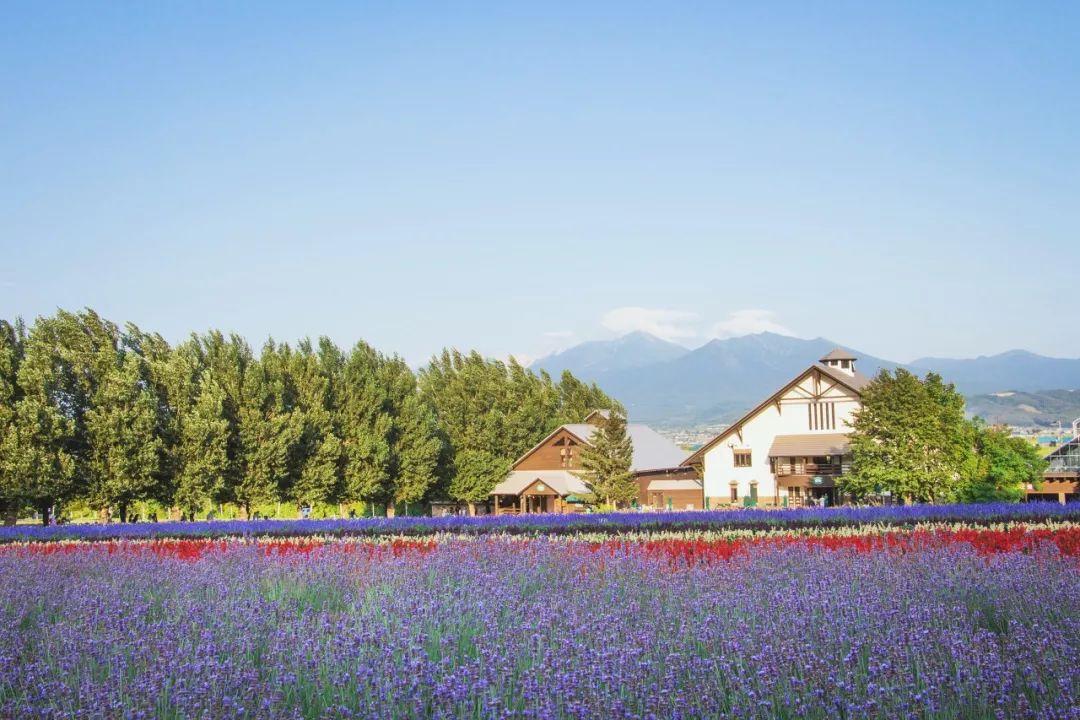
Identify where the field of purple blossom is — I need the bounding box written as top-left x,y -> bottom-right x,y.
2,538 -> 1078,719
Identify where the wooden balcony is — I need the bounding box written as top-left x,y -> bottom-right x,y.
774,463 -> 843,478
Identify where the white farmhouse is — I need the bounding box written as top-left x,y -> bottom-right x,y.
681,349 -> 870,508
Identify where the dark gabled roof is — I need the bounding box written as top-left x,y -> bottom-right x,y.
820,347 -> 858,362
681,363 -> 867,467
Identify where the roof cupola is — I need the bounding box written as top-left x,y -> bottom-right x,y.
819,348 -> 857,376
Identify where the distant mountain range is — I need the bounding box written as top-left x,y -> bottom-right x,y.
530,332 -> 1080,427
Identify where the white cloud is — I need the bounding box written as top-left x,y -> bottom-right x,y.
601,307 -> 699,342
709,309 -> 797,339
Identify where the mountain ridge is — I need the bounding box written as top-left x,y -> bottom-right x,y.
531,332 -> 1080,427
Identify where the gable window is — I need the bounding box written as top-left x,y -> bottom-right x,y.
809,402 -> 836,431
734,450 -> 752,468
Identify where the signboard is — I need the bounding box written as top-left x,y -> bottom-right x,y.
812,476 -> 823,486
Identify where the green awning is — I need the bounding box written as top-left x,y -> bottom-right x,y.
564,495 -> 589,503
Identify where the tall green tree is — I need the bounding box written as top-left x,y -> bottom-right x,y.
0,319 -> 26,524
236,342 -> 302,517
381,356 -> 441,512
338,341 -> 393,510
844,369 -> 974,503
173,371 -> 231,517
199,332 -> 251,511
575,412 -> 637,507
960,421 -> 1048,502
288,339 -> 343,508
5,316 -> 79,524
85,353 -> 163,522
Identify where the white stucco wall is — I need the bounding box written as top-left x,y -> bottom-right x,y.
700,368 -> 861,503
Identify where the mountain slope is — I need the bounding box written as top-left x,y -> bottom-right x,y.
534,332 -> 897,425
964,390 -> 1080,428
531,331 -> 688,378
532,331 -> 1080,427
910,350 -> 1080,395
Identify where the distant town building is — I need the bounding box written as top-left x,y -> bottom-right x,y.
682,349 -> 869,508
489,410 -> 698,514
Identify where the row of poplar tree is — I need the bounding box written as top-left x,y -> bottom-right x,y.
0,309 -> 619,524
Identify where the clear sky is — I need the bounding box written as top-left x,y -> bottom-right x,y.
3,2 -> 1079,365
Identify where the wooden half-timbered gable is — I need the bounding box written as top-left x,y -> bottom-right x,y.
683,349 -> 869,508
490,411 -> 698,514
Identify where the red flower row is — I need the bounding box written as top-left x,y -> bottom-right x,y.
2,527 -> 1077,562
588,527 -> 1080,566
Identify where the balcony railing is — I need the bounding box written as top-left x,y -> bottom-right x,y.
774,463 -> 844,478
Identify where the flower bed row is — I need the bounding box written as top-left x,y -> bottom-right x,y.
3,501 -> 1080,544
5,523 -> 1078,563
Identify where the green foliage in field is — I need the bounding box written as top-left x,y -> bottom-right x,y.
0,309 -> 616,523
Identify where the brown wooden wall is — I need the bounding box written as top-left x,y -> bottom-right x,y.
514,428 -> 587,471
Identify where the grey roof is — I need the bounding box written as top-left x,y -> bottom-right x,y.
646,478 -> 703,492
815,362 -> 872,392
490,470 -> 589,496
820,347 -> 858,362
562,423 -> 688,472
768,433 -> 851,457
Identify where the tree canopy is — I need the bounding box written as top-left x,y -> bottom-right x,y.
418,350 -> 621,507
844,369 -> 1047,503
0,309 -> 619,523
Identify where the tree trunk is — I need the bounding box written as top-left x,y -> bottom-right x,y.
37,502 -> 50,526
2,501 -> 18,526
118,503 -> 128,524
386,503 -> 396,518
467,502 -> 476,517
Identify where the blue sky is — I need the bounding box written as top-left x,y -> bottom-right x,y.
3,2 -> 1078,365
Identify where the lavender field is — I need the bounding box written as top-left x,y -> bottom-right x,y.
2,536 -> 1079,719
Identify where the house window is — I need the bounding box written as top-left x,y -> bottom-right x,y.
561,447 -> 574,467
749,483 -> 758,501
809,402 -> 836,430
730,484 -> 738,503
734,450 -> 752,468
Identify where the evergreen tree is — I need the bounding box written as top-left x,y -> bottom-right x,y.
844,369 -> 974,503
381,356 -> 441,512
338,342 -> 392,510
288,339 -> 343,508
123,324 -> 179,505
85,353 -> 163,522
0,320 -> 26,524
173,371 -> 230,518
450,449 -> 510,507
419,350 -> 625,508
199,332 -> 251,510
575,412 -> 636,507
5,317 -> 79,524
556,370 -> 623,425
236,342 -> 302,518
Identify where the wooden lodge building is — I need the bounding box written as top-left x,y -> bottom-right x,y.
1026,419 -> 1080,503
682,349 -> 869,508
489,410 -> 699,514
